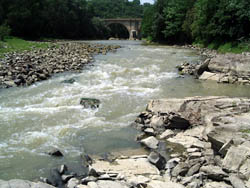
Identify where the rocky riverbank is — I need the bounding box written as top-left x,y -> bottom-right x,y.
0,42 -> 120,89
6,96 -> 249,188
177,46 -> 250,85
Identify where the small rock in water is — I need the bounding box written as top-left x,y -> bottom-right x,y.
48,149 -> 64,157
61,78 -> 76,84
80,98 -> 101,109
140,136 -> 159,149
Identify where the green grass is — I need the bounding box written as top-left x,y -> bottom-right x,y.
0,37 -> 51,56
194,40 -> 250,54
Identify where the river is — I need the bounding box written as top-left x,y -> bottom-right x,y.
1,40 -> 250,181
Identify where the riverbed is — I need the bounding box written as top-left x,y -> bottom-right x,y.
1,40 -> 250,181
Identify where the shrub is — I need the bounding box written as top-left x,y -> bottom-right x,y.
0,24 -> 11,41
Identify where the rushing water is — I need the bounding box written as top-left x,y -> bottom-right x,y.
1,40 -> 250,180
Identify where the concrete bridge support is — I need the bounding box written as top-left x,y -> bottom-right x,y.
103,18 -> 142,40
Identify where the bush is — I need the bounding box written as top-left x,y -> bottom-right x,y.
0,24 -> 11,41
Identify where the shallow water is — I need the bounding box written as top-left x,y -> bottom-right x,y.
1,40 -> 250,180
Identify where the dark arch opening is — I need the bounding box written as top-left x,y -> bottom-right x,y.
107,23 -> 130,39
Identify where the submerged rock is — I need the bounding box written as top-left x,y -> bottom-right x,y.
61,78 -> 76,84
80,98 -> 101,109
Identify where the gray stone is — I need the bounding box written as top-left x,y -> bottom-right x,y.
148,151 -> 166,170
81,176 -> 97,184
62,175 -> 74,183
144,128 -> 155,136
165,158 -> 180,169
127,175 -> 150,187
222,145 -> 250,173
171,162 -> 189,177
147,180 -> 185,188
199,72 -> 220,81
141,136 -> 159,149
88,166 -> 99,177
67,178 -> 80,188
96,180 -> 129,188
80,98 -> 101,109
87,182 -> 99,188
159,130 -> 175,139
200,165 -> 228,181
204,182 -> 233,188
59,164 -> 68,174
167,114 -> 190,130
0,179 -> 56,188
48,149 -> 63,157
219,139 -> 233,157
229,175 -> 246,188
187,163 -> 201,176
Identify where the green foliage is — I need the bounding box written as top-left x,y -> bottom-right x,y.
0,37 -> 51,55
0,24 -> 11,41
141,5 -> 155,38
142,0 -> 250,49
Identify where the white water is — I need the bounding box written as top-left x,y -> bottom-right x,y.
1,40 -> 250,180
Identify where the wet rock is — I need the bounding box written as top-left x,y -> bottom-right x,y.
59,164 -> 68,175
61,78 -> 76,84
81,176 -> 97,184
80,98 -> 101,109
141,136 -> 159,149
62,175 -> 74,183
88,166 -> 99,177
49,168 -> 64,187
48,149 -> 64,157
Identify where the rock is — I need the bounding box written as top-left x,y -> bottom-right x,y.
88,166 -> 99,177
61,78 -> 76,84
200,165 -> 228,181
199,71 -> 220,81
98,174 -> 111,180
0,179 -> 56,188
187,163 -> 201,176
67,178 -> 80,188
165,158 -> 180,170
222,145 -> 250,175
144,128 -> 155,136
147,180 -> 185,188
141,136 -> 159,149
148,151 -> 166,170
171,162 -> 189,177
167,113 -> 190,130
59,164 -> 68,174
127,175 -> 150,187
80,98 -> 101,109
49,168 -> 63,187
218,139 -> 233,157
96,180 -> 129,188
48,149 -> 63,157
91,157 -> 160,178
204,182 -> 233,188
62,175 -> 74,183
81,176 -> 97,184
159,129 -> 175,139
76,185 -> 88,188
229,175 -> 246,188
196,58 -> 210,76
187,181 -> 200,188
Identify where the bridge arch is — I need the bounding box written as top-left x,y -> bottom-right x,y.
103,18 -> 142,40
106,22 -> 130,39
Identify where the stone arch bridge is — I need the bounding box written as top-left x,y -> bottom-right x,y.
103,18 -> 142,40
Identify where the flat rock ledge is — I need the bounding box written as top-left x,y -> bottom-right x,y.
177,52 -> 250,85
0,42 -> 120,89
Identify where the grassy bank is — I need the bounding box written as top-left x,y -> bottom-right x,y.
195,41 -> 250,54
0,37 -> 51,56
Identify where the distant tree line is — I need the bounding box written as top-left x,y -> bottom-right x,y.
142,0 -> 250,46
0,0 -> 144,40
